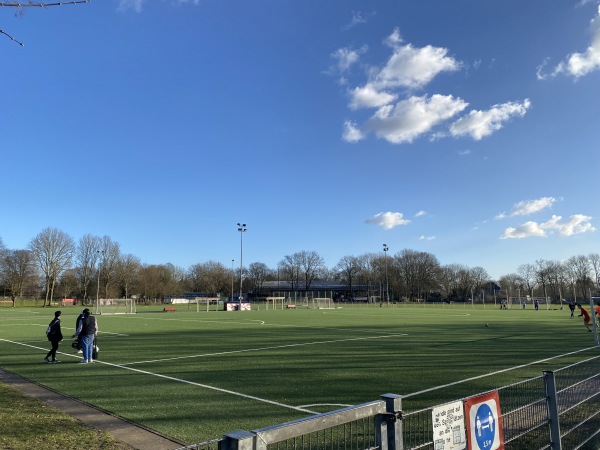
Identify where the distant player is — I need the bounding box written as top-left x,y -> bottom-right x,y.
577,304 -> 592,332
568,301 -> 576,318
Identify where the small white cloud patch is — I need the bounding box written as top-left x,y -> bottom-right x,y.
365,212 -> 411,229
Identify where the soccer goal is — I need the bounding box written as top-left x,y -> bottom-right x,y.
266,297 -> 285,310
94,298 -> 136,315
194,297 -> 221,312
313,298 -> 334,309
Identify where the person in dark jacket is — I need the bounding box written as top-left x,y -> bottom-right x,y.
75,308 -> 98,363
44,311 -> 63,363
71,309 -> 86,353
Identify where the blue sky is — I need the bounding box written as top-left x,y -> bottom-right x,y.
1,0 -> 599,280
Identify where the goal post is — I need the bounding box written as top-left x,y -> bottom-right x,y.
313,298 -> 333,309
194,297 -> 221,312
266,297 -> 285,310
94,298 -> 136,315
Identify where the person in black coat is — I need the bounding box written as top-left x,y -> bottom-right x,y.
75,308 -> 98,363
45,311 -> 63,363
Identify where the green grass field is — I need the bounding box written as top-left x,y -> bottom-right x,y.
0,303 -> 598,444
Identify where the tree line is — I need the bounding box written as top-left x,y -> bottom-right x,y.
0,227 -> 599,307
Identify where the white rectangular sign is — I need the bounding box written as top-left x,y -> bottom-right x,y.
432,401 -> 466,450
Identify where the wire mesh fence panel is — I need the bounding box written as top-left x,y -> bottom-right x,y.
264,418 -> 379,450
496,375 -> 550,449
184,357 -> 600,450
554,355 -> 600,449
402,408 -> 434,450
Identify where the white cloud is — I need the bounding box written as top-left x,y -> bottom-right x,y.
500,214 -> 595,239
501,221 -> 547,239
118,0 -> 199,13
449,99 -> 531,140
335,28 -> 528,144
349,84 -> 397,109
118,0 -> 144,13
497,197 -> 557,219
342,121 -> 365,143
331,46 -> 366,73
373,43 -> 461,91
419,235 -> 436,241
543,214 -> 596,236
415,210 -> 427,217
384,27 -> 403,48
367,94 -> 468,144
365,212 -> 411,229
546,6 -> 600,78
343,11 -> 370,30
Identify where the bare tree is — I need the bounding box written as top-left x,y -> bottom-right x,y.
279,253 -> 302,293
298,250 -> 325,292
588,253 -> 600,294
517,263 -> 537,299
75,234 -> 102,305
187,261 -> 229,296
438,264 -> 465,301
98,236 -> 120,299
470,266 -> 490,299
334,255 -> 362,300
117,253 -> 141,300
0,249 -> 36,306
1,0 -> 90,46
395,250 -> 440,301
498,273 -> 525,302
29,227 -> 75,307
247,262 -> 271,297
565,255 -> 593,300
57,268 -> 78,299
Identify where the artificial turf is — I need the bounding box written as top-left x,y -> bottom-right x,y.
0,303 -> 597,444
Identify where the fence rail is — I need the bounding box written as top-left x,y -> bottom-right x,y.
178,355 -> 600,450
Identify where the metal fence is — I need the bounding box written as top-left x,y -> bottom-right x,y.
178,355 -> 600,450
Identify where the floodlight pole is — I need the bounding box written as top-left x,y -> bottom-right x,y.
96,250 -> 104,311
383,244 -> 389,306
237,223 -> 247,310
231,259 -> 234,302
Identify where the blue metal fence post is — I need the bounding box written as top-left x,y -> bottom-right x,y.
544,371 -> 562,450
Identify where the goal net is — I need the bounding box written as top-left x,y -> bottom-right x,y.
94,298 -> 136,315
313,298 -> 333,309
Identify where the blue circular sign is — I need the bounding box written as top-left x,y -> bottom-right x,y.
474,403 -> 496,449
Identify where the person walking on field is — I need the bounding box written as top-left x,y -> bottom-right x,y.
44,311 -> 63,363
75,308 -> 98,363
568,301 -> 576,318
72,309 -> 85,353
577,304 -> 592,332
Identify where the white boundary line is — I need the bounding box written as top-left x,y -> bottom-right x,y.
0,338 -> 318,415
126,333 -> 409,365
26,323 -> 129,337
404,346 -> 599,398
1,339 -> 598,416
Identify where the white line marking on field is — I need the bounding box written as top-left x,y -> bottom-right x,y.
0,338 -> 318,415
404,346 -> 599,399
28,324 -> 128,336
126,333 -> 408,365
299,403 -> 353,408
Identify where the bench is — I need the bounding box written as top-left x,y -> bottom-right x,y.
286,304 -> 296,309
163,307 -> 176,312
